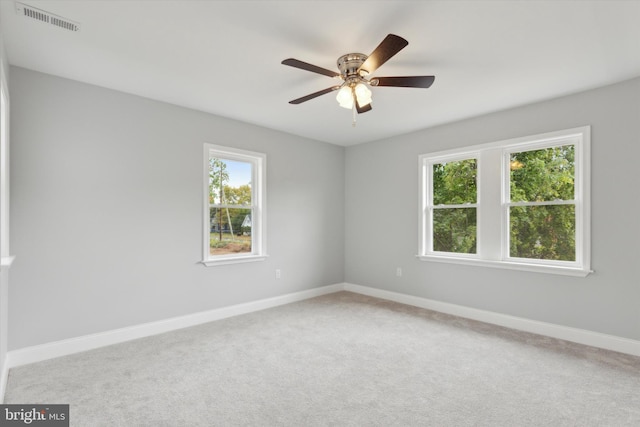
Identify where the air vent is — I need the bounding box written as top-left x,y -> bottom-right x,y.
15,2 -> 81,32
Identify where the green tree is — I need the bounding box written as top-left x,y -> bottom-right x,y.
224,184 -> 251,204
433,159 -> 477,205
223,184 -> 251,235
429,144 -> 576,261
509,145 -> 575,261
510,145 -> 574,202
432,159 -> 477,253
209,158 -> 229,203
210,158 -> 229,240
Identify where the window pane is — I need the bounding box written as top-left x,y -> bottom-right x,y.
209,158 -> 252,205
433,159 -> 477,205
209,207 -> 252,255
510,145 -> 574,202
510,205 -> 575,261
433,208 -> 476,254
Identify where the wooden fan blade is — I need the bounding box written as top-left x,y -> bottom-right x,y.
358,34 -> 408,75
356,99 -> 372,114
373,76 -> 435,88
281,58 -> 340,78
289,86 -> 341,104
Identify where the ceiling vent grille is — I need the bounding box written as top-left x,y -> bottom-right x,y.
15,2 -> 81,32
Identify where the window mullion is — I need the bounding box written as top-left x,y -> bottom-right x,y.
212,204 -> 252,209
430,203 -> 478,209
507,200 -> 575,207
477,148 -> 502,261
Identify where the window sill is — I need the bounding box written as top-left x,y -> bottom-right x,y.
417,255 -> 592,277
201,254 -> 268,267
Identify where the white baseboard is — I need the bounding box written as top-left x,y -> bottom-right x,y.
343,283 -> 640,357
6,283 -> 343,369
5,281 -> 639,375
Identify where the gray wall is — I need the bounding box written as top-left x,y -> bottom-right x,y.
8,65 -> 640,351
9,67 -> 345,350
345,77 -> 640,341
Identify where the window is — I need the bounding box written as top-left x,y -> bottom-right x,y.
203,144 -> 266,266
419,126 -> 591,276
506,144 -> 576,262
428,157 -> 478,255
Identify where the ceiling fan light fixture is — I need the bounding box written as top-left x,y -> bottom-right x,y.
354,83 -> 372,107
337,82 -> 372,109
336,86 -> 354,109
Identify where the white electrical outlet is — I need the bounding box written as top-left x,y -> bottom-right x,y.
396,267 -> 402,277
275,269 -> 281,279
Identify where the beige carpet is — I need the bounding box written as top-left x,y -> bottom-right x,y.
5,291 -> 640,426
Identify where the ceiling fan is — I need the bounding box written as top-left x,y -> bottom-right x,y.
281,34 -> 435,118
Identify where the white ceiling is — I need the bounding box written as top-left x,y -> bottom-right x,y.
1,0 -> 639,146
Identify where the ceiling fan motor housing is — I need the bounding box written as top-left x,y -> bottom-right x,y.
337,53 -> 368,79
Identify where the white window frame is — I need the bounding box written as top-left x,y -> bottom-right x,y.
422,153 -> 480,259
419,126 -> 591,277
202,144 -> 266,266
0,59 -> 13,270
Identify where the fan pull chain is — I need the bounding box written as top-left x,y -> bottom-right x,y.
352,103 -> 357,127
